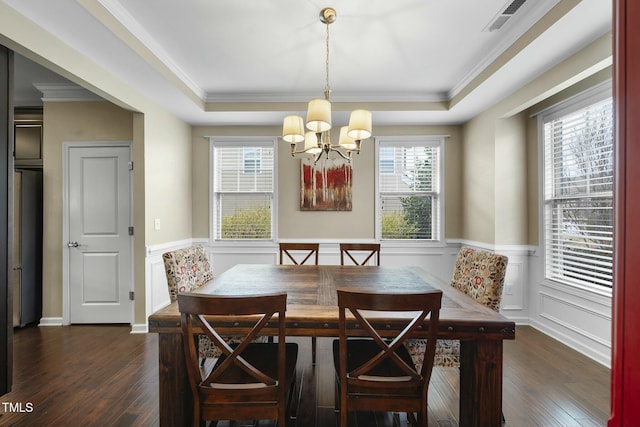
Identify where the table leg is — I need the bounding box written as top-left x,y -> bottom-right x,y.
459,339 -> 503,427
158,333 -> 193,427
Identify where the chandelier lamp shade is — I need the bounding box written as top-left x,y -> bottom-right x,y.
282,7 -> 372,163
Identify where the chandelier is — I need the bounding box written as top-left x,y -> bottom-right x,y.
282,7 -> 372,163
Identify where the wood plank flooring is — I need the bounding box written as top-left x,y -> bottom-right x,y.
0,325 -> 609,426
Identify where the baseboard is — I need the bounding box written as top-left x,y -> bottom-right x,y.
529,319 -> 610,368
130,323 -> 148,334
39,317 -> 63,326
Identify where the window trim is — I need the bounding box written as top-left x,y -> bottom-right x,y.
375,136 -> 446,245
537,80 -> 613,295
209,137 -> 278,244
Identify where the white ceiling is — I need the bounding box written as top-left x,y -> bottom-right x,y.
8,0 -> 612,127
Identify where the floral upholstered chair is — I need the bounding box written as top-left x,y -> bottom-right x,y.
405,247 -> 509,370
162,245 -> 218,360
162,245 -> 267,361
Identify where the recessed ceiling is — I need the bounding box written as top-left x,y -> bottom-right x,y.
7,0 -> 611,126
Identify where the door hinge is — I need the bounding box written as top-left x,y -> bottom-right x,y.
128,226 -> 134,236
128,161 -> 134,171
129,291 -> 135,301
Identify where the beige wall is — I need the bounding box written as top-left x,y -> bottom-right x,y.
460,33 -> 612,246
192,125 -> 463,240
42,101 -> 133,319
143,109 -> 193,245
495,113 -> 528,245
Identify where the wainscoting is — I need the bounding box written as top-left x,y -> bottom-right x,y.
144,238 -> 611,367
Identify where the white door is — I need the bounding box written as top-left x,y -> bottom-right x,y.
67,144 -> 133,323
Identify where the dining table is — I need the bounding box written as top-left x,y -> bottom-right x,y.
148,263 -> 516,427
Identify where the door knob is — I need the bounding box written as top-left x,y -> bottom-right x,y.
67,241 -> 79,248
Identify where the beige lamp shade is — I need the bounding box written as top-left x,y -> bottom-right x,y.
304,131 -> 322,154
347,109 -> 372,140
339,126 -> 357,150
306,98 -> 332,132
282,115 -> 305,143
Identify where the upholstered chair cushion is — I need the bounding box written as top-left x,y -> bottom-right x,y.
162,245 -> 214,303
450,247 -> 508,312
406,247 -> 508,369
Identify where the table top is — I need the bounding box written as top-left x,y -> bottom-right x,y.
149,264 -> 515,340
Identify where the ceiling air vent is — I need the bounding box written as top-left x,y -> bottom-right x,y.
483,0 -> 528,32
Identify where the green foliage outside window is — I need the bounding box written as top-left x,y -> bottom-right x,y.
221,205 -> 271,239
381,210 -> 419,239
400,195 -> 432,239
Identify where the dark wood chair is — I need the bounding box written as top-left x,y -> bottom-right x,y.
279,242 -> 320,365
339,243 -> 380,266
279,242 -> 319,265
333,289 -> 442,427
178,292 -> 298,427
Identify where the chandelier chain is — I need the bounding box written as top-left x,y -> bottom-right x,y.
325,22 -> 331,100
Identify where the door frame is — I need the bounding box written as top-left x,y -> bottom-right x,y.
62,141 -> 134,325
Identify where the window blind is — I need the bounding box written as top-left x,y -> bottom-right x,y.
543,96 -> 613,288
213,144 -> 274,240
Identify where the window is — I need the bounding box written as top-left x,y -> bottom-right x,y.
377,137 -> 443,241
211,139 -> 275,240
541,83 -> 613,288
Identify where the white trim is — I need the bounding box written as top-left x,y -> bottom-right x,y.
529,319 -> 611,367
62,141 -> 134,326
531,79 -> 612,118
130,324 -> 148,334
33,83 -> 104,102
454,239 -> 536,255
145,238 -> 194,257
38,317 -> 64,327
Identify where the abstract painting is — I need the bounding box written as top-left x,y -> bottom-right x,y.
301,157 -> 352,211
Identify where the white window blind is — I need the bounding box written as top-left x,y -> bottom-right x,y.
543,94 -> 613,288
378,139 -> 441,240
212,142 -> 274,240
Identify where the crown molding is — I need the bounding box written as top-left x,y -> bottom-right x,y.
33,83 -> 105,102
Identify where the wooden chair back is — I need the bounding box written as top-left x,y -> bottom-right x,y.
178,292 -> 296,426
334,289 -> 442,427
279,242 -> 319,265
339,243 -> 380,266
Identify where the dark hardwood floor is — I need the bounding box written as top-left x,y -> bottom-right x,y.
0,325 -> 609,426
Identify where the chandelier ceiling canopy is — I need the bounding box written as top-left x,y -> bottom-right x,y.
282,7 -> 372,163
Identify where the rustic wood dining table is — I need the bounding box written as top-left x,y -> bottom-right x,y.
148,263 -> 516,427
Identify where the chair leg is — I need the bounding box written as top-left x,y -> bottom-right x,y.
287,372 -> 298,422
311,337 -> 317,365
393,412 -> 402,427
406,412 -> 417,427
